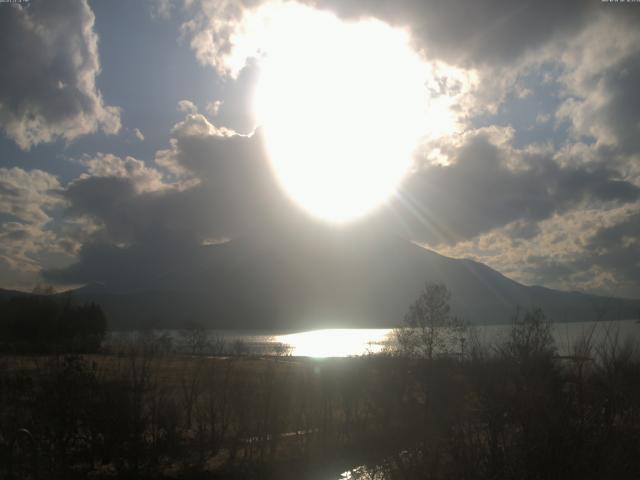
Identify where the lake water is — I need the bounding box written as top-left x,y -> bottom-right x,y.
109,319 -> 640,358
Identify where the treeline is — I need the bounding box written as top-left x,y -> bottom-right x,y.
1,315 -> 640,479
0,294 -> 107,353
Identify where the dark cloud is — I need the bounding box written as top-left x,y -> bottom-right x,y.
0,0 -> 120,149
505,221 -> 541,241
591,51 -> 640,155
46,117 -> 640,292
45,114 -> 310,287
587,212 -> 640,291
45,233 -> 207,293
312,0 -> 594,67
590,212 -> 640,251
182,0 -> 617,70
380,133 -> 640,244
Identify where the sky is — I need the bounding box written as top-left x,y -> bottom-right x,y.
0,0 -> 639,299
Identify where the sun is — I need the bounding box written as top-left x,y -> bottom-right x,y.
248,3 -> 431,223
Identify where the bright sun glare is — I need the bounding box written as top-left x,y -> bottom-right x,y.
246,3 -> 432,222
277,329 -> 391,357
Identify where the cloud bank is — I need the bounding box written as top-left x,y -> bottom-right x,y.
0,0 -> 120,150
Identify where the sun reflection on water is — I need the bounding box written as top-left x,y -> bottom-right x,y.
277,328 -> 393,358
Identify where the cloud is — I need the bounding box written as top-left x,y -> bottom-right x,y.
45,109 -> 640,295
178,0 -> 262,76
0,167 -> 64,224
322,1 -> 599,69
62,152 -> 179,247
171,1 -> 640,142
156,113 -> 247,177
207,100 -> 223,116
149,0 -> 176,19
549,15 -> 640,154
11,0 -> 638,298
434,205 -> 640,298
177,99 -> 199,114
133,128 -> 145,141
584,211 -> 640,296
171,1 -> 640,130
45,112 -> 302,287
0,168 -> 69,290
0,158 -> 167,290
178,0 -> 584,73
74,153 -> 165,193
380,131 -> 640,245
535,113 -> 551,125
0,0 -> 121,150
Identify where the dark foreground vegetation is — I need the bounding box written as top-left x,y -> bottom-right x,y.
0,294 -> 106,354
0,321 -> 639,479
1,286 -> 640,479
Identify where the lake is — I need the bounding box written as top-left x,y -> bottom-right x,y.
108,319 -> 640,358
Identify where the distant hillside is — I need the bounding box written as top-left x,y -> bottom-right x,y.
51,234 -> 640,330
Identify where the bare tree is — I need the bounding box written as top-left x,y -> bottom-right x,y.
395,282 -> 465,359
499,306 -> 555,362
180,322 -> 209,355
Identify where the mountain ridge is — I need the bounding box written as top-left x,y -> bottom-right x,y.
3,235 -> 639,330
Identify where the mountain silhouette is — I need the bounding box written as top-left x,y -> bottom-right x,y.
55,234 -> 640,330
